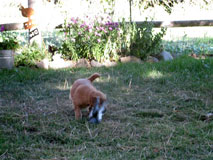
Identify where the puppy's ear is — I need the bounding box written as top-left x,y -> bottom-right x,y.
90,96 -> 99,107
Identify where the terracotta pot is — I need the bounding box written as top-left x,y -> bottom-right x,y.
0,50 -> 14,69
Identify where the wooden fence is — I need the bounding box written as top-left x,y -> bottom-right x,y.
1,20 -> 213,31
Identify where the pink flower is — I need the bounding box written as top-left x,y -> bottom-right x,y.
71,17 -> 78,24
71,17 -> 75,21
95,32 -> 101,37
97,39 -> 101,43
88,24 -> 93,29
100,27 -> 105,31
103,29 -> 108,33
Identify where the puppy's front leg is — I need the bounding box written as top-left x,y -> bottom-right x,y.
74,106 -> 82,120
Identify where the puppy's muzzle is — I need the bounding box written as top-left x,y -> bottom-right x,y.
89,97 -> 107,124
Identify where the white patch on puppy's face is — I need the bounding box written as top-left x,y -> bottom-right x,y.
97,106 -> 105,121
89,97 -> 100,119
89,108 -> 94,119
97,101 -> 107,122
88,98 -> 107,124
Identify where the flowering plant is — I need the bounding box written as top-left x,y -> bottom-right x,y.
60,16 -> 166,62
60,16 -> 121,62
0,25 -> 20,50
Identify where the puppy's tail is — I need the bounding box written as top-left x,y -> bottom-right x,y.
88,73 -> 100,82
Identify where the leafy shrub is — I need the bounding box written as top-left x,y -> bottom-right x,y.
115,18 -> 134,54
0,26 -> 20,50
129,21 -> 166,59
15,42 -> 49,67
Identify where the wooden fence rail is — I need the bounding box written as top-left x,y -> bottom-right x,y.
136,20 -> 213,27
1,20 -> 213,31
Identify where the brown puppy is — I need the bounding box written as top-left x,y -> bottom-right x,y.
70,73 -> 107,120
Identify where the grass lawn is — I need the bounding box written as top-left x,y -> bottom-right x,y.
0,56 -> 213,160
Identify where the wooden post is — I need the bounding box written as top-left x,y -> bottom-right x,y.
129,0 -> 132,23
28,0 -> 42,46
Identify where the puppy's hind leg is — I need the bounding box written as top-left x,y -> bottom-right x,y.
74,106 -> 82,120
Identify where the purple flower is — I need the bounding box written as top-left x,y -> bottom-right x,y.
97,39 -> 101,43
105,21 -> 119,30
81,22 -> 88,28
114,22 -> 119,27
0,25 -> 5,32
106,21 -> 112,25
80,24 -> 85,28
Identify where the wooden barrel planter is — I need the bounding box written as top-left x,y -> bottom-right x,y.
0,50 -> 14,69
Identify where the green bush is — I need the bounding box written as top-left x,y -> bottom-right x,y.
15,42 -> 49,67
129,21 -> 166,59
0,28 -> 20,50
